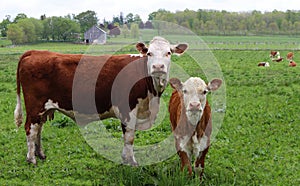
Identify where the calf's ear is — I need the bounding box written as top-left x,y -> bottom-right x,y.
207,79 -> 222,91
136,43 -> 148,54
171,43 -> 188,55
169,78 -> 182,90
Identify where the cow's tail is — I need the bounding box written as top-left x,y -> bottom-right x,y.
14,52 -> 27,128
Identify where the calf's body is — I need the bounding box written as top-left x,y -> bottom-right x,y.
168,77 -> 222,179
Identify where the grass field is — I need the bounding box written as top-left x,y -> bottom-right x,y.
0,34 -> 299,185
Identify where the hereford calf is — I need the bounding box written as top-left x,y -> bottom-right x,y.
168,77 -> 222,179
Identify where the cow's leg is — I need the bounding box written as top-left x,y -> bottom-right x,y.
178,151 -> 192,176
25,121 -> 39,165
121,124 -> 138,166
35,123 -> 46,160
195,147 -> 209,179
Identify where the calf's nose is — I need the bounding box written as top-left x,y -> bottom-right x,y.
189,102 -> 201,110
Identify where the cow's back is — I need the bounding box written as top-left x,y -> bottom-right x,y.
18,50 -> 149,120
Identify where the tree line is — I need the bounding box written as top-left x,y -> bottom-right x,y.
2,8 -> 300,44
0,10 -> 153,44
151,9 -> 300,35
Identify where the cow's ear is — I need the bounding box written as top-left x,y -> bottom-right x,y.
136,43 -> 148,54
169,78 -> 182,90
207,78 -> 222,91
171,43 -> 188,55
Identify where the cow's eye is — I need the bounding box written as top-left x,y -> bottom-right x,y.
147,52 -> 152,56
166,52 -> 171,56
203,90 -> 208,95
183,89 -> 187,94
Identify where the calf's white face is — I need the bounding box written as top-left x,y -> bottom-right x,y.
170,77 -> 222,125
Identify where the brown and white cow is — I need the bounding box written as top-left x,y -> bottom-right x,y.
168,77 -> 222,179
14,36 -> 188,166
270,50 -> 283,62
286,52 -> 294,61
288,61 -> 297,67
257,62 -> 270,67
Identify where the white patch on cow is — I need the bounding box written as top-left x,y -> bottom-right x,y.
129,54 -> 144,57
14,95 -> 23,128
179,133 -> 208,161
193,134 -> 208,157
125,91 -> 159,131
265,62 -> 270,67
44,99 -> 59,110
187,112 -> 202,126
179,135 -> 192,158
26,123 -> 39,164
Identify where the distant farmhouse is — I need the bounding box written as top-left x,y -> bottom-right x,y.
84,25 -> 107,44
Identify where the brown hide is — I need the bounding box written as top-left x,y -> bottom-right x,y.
287,52 -> 294,60
17,50 -> 156,126
168,90 -> 212,148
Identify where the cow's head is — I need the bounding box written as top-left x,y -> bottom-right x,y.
136,37 -> 188,93
170,77 -> 222,125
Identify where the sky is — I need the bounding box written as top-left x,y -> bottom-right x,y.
1,0 -> 300,22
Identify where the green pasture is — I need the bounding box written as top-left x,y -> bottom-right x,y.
0,35 -> 299,185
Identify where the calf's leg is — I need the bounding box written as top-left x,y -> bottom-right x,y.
178,151 -> 192,176
195,147 -> 209,179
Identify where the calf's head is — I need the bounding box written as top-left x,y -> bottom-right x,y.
136,37 -> 188,92
170,77 -> 222,125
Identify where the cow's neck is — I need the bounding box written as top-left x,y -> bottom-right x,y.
151,76 -> 167,96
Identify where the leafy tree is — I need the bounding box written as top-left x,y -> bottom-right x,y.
0,15 -> 11,37
75,10 -> 98,32
7,24 -> 24,44
42,16 -> 80,41
14,13 -> 27,23
130,23 -> 139,38
121,24 -> 130,38
119,12 -> 124,25
125,13 -> 134,23
133,14 -> 142,23
269,22 -> 279,32
17,19 -> 36,42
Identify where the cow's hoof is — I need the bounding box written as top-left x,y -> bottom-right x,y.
122,158 -> 139,167
26,157 -> 37,165
36,151 -> 46,160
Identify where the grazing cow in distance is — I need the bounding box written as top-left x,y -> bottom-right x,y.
168,77 -> 222,180
270,50 -> 280,58
286,52 -> 294,61
289,61 -> 297,67
270,50 -> 283,62
14,36 -> 188,166
257,62 -> 270,67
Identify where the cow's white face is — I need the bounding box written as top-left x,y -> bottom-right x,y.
170,77 -> 222,125
136,37 -> 188,93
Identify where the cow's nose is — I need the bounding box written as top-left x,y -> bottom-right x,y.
189,102 -> 201,110
152,64 -> 165,71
